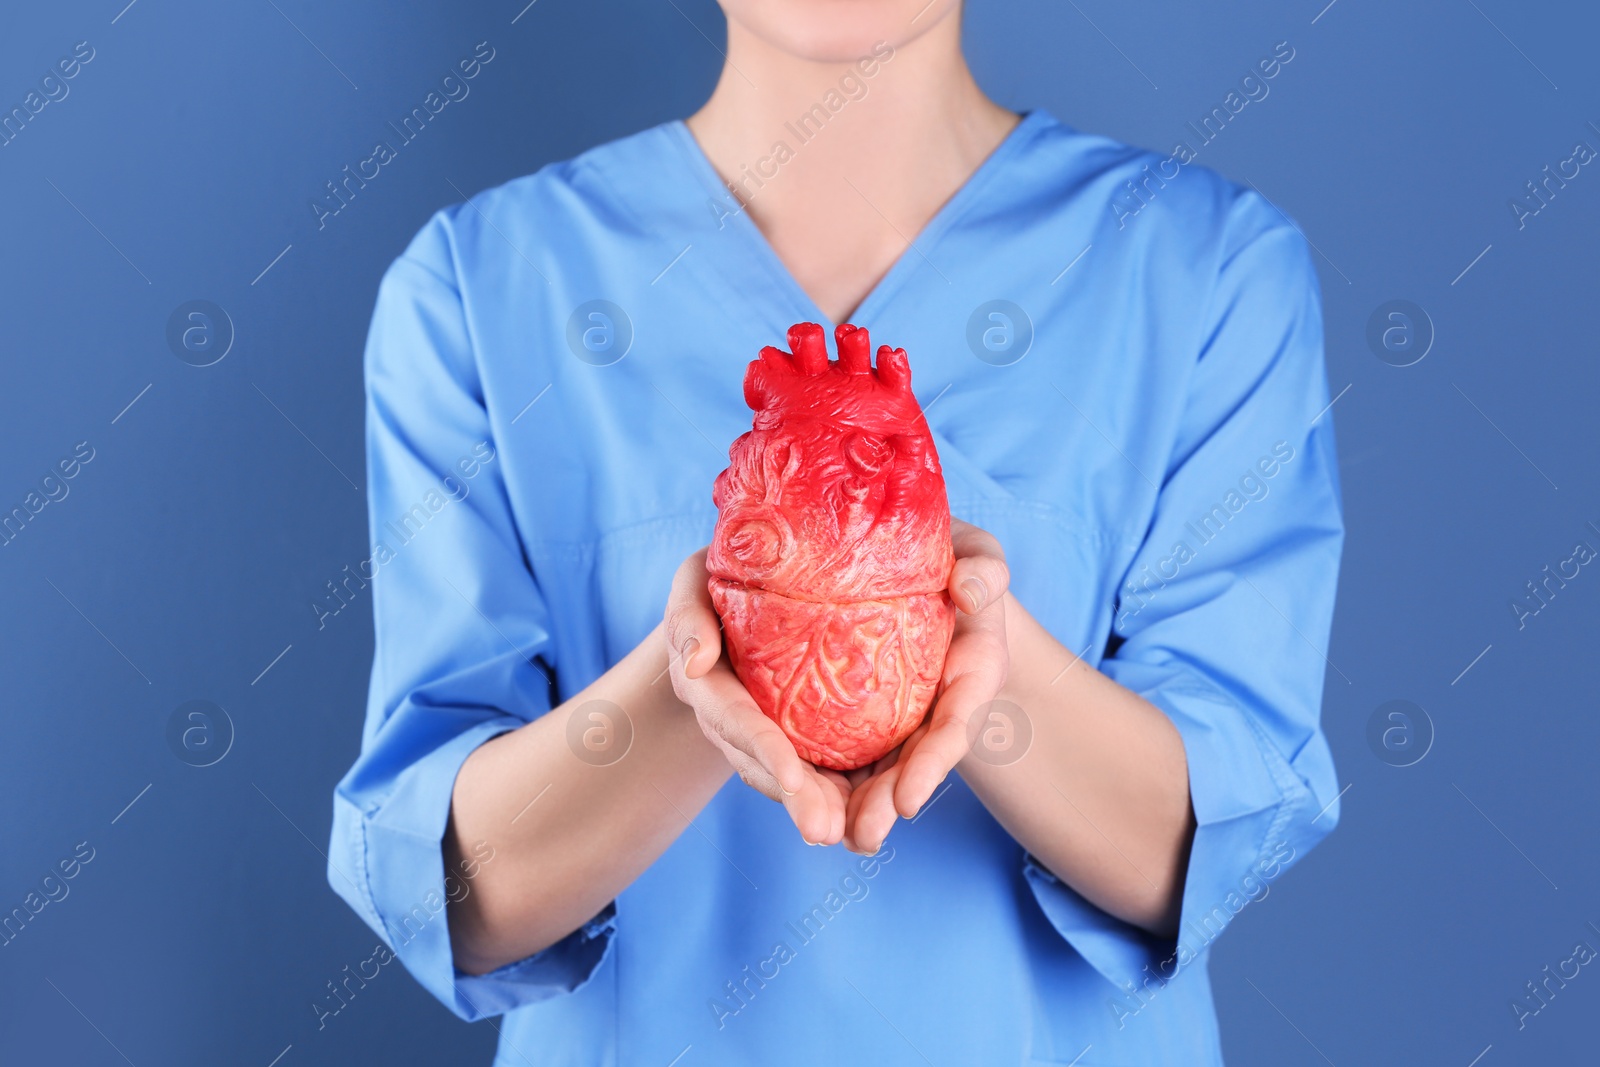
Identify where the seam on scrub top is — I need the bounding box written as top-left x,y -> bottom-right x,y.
521,498 -> 1139,561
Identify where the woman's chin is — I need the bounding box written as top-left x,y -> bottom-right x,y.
722,0 -> 959,63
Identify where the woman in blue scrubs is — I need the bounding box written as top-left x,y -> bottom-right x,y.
329,1 -> 1343,1063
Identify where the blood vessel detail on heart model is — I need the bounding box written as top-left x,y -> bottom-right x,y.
707,322 -> 956,771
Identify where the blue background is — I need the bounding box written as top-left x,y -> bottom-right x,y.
3,1 -> 1596,1063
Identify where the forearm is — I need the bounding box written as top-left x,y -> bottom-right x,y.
445,623 -> 732,975
956,593 -> 1195,935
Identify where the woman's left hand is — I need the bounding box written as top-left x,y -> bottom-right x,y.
843,517 -> 1011,854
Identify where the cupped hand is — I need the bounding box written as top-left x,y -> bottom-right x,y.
664,547 -> 851,846
843,518 -> 1011,854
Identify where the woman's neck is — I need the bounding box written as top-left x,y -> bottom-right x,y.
686,13 -> 1018,324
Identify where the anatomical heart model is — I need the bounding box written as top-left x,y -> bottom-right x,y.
707,322 -> 956,771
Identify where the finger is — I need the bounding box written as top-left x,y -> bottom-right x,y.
947,525 -> 1010,616
842,766 -> 877,852
816,768 -> 853,845
817,767 -> 854,798
839,741 -> 904,850
932,562 -> 1012,733
945,599 -> 1010,691
778,765 -> 846,846
843,744 -> 901,793
846,762 -> 904,854
843,770 -> 870,852
707,731 -> 781,800
711,733 -> 841,845
896,559 -> 1004,819
846,736 -> 918,850
893,668 -> 998,817
872,744 -> 907,774
690,666 -> 812,798
664,548 -> 723,679
888,637 -> 1005,827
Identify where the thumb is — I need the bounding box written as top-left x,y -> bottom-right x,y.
666,550 -> 725,680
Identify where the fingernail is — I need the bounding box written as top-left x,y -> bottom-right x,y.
960,577 -> 988,613
779,784 -> 798,797
679,634 -> 700,664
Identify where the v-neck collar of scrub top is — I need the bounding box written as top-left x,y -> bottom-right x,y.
650,109 -> 1057,331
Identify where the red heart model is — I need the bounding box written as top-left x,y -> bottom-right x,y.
707,322 -> 956,771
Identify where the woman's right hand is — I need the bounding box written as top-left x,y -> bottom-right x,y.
664,548 -> 850,846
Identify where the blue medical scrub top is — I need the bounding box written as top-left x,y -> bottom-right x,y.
329,110 -> 1344,1066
